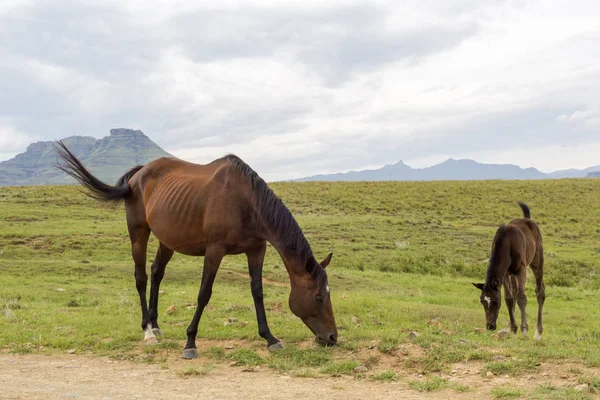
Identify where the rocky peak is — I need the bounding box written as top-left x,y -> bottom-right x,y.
109,128 -> 147,138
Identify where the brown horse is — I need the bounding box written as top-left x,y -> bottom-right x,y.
472,202 -> 545,340
55,142 -> 338,359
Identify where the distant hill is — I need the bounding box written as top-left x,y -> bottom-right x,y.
587,171 -> 600,178
294,158 -> 550,181
549,165 -> 600,178
0,129 -> 174,186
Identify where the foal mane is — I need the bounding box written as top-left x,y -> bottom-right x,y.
224,155 -> 322,276
485,225 -> 510,288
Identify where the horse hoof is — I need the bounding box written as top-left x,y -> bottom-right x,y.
152,328 -> 163,336
268,342 -> 284,352
144,337 -> 158,345
534,331 -> 542,341
182,348 -> 198,359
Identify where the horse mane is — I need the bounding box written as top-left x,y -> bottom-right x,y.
485,225 -> 510,288
224,154 -> 322,276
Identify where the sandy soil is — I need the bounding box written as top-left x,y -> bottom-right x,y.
0,353 -> 596,400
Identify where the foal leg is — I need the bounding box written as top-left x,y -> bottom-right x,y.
129,226 -> 154,343
247,244 -> 283,351
515,267 -> 529,337
148,242 -> 174,337
182,245 -> 225,359
531,254 -> 545,340
504,275 -> 518,334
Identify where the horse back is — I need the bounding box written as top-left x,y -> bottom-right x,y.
507,218 -> 543,266
125,157 -> 258,255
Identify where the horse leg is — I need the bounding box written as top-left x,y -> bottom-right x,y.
531,254 -> 545,340
182,245 -> 225,359
504,275 -> 518,334
516,267 -> 529,336
148,242 -> 174,337
129,225 -> 154,344
247,244 -> 283,351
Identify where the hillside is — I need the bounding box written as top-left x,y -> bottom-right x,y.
0,129 -> 173,186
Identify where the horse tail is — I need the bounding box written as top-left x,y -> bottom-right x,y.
517,201 -> 531,219
54,140 -> 143,204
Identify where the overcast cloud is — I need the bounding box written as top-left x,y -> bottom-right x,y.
1,0 -> 599,180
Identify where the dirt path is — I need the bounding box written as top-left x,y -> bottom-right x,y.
0,354 -> 461,400
0,354 -> 595,400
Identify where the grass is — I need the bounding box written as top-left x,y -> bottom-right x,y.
408,376 -> 450,392
320,360 -> 360,376
491,386 -> 523,399
485,357 -> 541,377
1,180 -> 600,378
578,375 -> 600,393
530,383 -> 593,400
178,364 -> 215,377
370,370 -> 398,382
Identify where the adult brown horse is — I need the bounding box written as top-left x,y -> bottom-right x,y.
472,202 -> 545,340
55,142 -> 338,359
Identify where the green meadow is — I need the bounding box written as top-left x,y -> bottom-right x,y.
1,180 -> 600,397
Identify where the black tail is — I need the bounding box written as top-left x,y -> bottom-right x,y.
517,202 -> 531,219
54,140 -> 143,203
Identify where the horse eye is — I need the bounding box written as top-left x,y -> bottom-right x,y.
315,295 -> 323,302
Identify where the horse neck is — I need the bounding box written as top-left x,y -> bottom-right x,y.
269,240 -> 314,284
485,241 -> 511,287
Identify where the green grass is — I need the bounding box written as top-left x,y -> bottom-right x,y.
491,386 -> 523,399
370,370 -> 398,382
408,376 -> 450,392
485,357 -> 541,377
530,383 -> 593,400
1,180 -> 600,378
320,360 -> 360,376
177,364 -> 215,377
578,375 -> 600,392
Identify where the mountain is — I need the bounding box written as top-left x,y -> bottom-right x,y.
549,165 -> 600,178
294,158 -> 550,181
587,171 -> 600,178
0,129 -> 174,186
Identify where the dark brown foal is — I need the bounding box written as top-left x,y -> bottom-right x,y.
473,202 -> 545,340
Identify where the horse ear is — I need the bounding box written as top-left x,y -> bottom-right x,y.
321,253 -> 333,268
472,283 -> 485,290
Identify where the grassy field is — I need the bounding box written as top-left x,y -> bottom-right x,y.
1,180 -> 600,398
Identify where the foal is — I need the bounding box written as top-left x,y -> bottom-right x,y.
473,202 -> 545,340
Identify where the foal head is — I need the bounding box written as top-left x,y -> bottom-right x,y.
472,280 -> 501,331
288,253 -> 338,346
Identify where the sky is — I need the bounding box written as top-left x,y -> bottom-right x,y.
1,0 -> 599,181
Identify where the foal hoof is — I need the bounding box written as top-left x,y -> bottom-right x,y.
152,328 -> 163,336
268,342 -> 284,352
182,348 -> 198,359
534,331 -> 543,341
144,337 -> 158,345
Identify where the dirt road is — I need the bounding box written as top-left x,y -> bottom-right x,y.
0,354 -> 595,400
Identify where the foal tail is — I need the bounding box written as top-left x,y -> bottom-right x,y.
54,140 -> 143,203
517,201 -> 531,219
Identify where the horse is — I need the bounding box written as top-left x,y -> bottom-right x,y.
472,202 -> 545,340
55,142 -> 338,359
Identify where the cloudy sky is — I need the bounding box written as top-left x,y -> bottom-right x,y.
1,0 -> 599,180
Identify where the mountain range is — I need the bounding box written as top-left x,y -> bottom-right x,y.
293,159 -> 600,181
1,130 -> 599,185
0,129 -> 173,186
